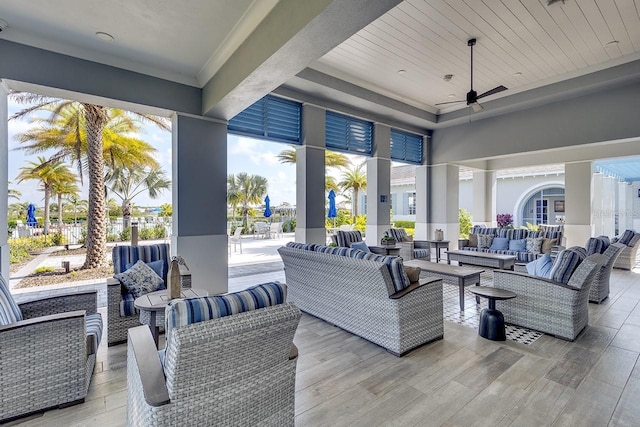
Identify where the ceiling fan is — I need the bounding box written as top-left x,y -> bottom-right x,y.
436,38 -> 508,112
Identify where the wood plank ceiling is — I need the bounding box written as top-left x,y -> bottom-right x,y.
311,0 -> 640,112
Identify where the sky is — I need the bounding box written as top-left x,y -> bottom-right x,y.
7,97 -> 368,211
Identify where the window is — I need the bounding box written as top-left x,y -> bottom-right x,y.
390,129 -> 423,164
228,95 -> 302,144
325,111 -> 372,156
408,192 -> 416,215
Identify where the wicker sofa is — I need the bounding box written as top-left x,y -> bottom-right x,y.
278,243 -> 443,356
459,225 -> 564,262
0,276 -> 102,422
126,282 -> 300,426
492,254 -> 602,340
612,230 -> 640,270
107,244 -> 191,346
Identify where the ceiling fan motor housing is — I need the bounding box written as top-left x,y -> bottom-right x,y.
466,90 -> 477,104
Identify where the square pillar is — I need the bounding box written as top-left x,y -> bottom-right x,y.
172,114 -> 228,295
366,124 -> 391,244
0,84 -> 8,282
472,170 -> 497,226
429,164 -> 459,248
295,104 -> 326,244
602,176 -> 616,237
564,161 -> 593,246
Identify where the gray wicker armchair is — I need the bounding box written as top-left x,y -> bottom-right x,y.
589,243 -> 625,303
126,296 -> 300,427
107,244 -> 191,346
492,254 -> 602,341
0,280 -> 102,423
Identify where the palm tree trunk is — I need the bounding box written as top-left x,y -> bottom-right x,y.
43,186 -> 50,235
353,189 -> 358,224
82,104 -> 109,269
58,194 -> 63,227
122,200 -> 132,229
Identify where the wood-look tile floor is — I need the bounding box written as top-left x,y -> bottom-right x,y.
9,269 -> 640,426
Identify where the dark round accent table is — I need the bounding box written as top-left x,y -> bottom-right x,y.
469,286 -> 516,341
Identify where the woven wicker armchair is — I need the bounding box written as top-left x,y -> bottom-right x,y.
492,254 -> 602,341
107,244 -> 191,346
589,243 -> 625,303
613,232 -> 640,270
0,280 -> 102,423
126,299 -> 300,426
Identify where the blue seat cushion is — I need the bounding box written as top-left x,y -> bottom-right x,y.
413,248 -> 430,259
509,239 -> 527,252
489,237 -> 509,250
120,292 -> 138,316
85,312 -> 103,355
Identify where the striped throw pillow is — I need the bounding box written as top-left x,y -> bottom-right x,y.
388,228 -> 407,242
336,230 -> 363,247
618,230 -> 636,245
548,249 -> 582,284
362,253 -> 410,293
585,237 -> 605,256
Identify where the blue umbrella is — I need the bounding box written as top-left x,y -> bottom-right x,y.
328,190 -> 337,227
26,203 -> 38,226
263,195 -> 272,218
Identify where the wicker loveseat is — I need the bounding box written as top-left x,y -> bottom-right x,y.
278,243 -> 443,356
459,225 -> 564,262
126,282 -> 300,426
492,254 -> 602,340
0,276 -> 102,422
612,229 -> 640,270
107,244 -> 191,346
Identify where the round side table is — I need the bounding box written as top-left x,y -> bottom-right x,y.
469,286 -> 516,341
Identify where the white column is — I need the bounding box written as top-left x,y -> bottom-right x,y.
565,161 -> 593,246
592,172 -> 604,236
415,165 -> 428,240
366,124 -> 391,244
602,176 -> 616,237
624,183 -> 633,231
429,164 -> 459,248
0,84 -> 8,282
295,104 -> 326,245
472,170 -> 497,226
172,114 -> 228,295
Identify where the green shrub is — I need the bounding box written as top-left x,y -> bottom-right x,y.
459,208 -> 472,238
354,215 -> 366,233
9,245 -> 29,264
50,232 -> 66,246
153,225 -> 166,239
139,227 -> 154,240
283,219 -> 296,232
393,220 -> 415,229
107,233 -> 119,242
34,266 -> 55,274
78,229 -> 87,244
120,227 -> 131,242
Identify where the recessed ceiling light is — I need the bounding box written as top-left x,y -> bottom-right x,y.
397,69 -> 406,75
448,94 -> 456,98
605,40 -> 619,47
95,32 -> 114,42
513,72 -> 523,77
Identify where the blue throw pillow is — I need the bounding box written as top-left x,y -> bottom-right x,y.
525,254 -> 553,278
350,241 -> 370,253
125,259 -> 165,281
509,239 -> 527,252
489,237 -> 509,251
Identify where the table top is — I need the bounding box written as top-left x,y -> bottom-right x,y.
369,244 -> 402,250
405,259 -> 483,277
134,288 -> 208,311
469,286 -> 516,300
446,250 -> 516,261
424,240 -> 450,244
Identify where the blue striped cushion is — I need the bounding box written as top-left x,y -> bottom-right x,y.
0,275 -> 22,326
166,282 -> 286,339
566,246 -> 587,260
597,235 -> 610,247
335,230 -> 363,247
389,228 -> 407,242
548,249 -> 582,284
286,242 -> 317,251
112,244 -> 170,282
362,253 -> 410,292
516,252 -> 537,262
619,230 -> 636,246
585,237 -> 605,256
629,233 -> 640,247
471,226 -> 498,236
85,312 -> 103,355
497,229 -> 527,240
119,292 -> 138,316
413,249 -> 430,259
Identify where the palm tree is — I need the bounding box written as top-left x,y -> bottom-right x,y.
8,181 -> 21,200
233,173 -> 268,230
277,146 -> 350,192
10,92 -> 170,269
51,179 -> 80,226
338,163 -> 367,223
16,157 -> 77,234
227,174 -> 241,225
106,166 -> 171,228
65,195 -> 88,224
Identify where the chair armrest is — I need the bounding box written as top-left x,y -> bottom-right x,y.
493,270 -> 580,291
289,344 -> 298,360
390,277 -> 441,299
0,310 -> 86,333
128,326 -> 170,407
18,291 -> 97,319
413,240 -> 429,249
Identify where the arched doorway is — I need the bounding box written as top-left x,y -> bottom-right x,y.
519,186 -> 565,226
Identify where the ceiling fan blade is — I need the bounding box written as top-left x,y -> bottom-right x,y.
477,85 -> 508,99
435,99 -> 464,106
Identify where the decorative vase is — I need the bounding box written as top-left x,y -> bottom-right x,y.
434,229 -> 444,241
167,257 -> 181,300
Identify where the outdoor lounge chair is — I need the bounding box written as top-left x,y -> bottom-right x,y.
588,242 -> 625,303
107,244 -> 191,346
126,282 -> 300,426
229,226 -> 243,254
0,276 -> 102,422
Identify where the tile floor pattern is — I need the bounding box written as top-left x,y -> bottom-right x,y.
440,276 -> 544,345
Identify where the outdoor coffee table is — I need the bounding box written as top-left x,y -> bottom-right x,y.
134,288 -> 208,348
405,259 -> 483,311
446,250 -> 516,270
369,244 -> 401,256
468,286 -> 516,341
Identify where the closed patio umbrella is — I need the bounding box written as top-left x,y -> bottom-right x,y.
26,203 -> 38,226
328,190 -> 337,227
264,195 -> 272,219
